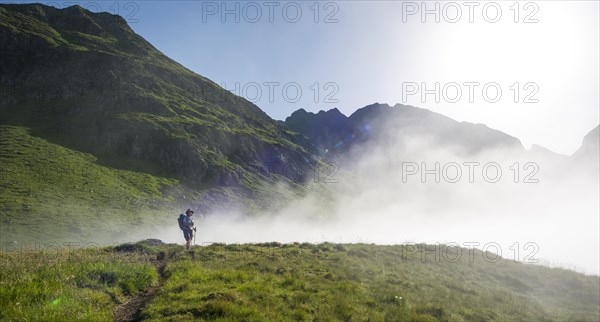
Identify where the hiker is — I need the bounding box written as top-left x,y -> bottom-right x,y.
178,209 -> 195,250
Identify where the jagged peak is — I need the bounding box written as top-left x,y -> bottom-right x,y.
348,102 -> 392,120
288,108 -> 348,120
316,108 -> 346,117
366,102 -> 391,108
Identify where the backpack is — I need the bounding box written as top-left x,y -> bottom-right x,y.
177,214 -> 186,230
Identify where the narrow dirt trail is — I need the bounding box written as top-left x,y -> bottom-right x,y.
113,262 -> 167,322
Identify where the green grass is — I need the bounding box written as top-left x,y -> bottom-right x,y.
1,242 -> 597,321
142,243 -> 599,321
0,125 -> 179,243
0,245 -> 159,321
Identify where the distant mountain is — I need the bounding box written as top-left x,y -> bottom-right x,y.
285,107 -> 352,154
0,3 -> 314,188
573,125 -> 599,161
285,103 -> 524,156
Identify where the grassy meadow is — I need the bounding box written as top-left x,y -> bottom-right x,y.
1,241 -> 598,321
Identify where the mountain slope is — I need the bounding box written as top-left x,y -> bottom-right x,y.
0,3 -> 315,243
0,3 -> 313,189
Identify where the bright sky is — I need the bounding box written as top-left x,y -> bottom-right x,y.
31,1 -> 600,155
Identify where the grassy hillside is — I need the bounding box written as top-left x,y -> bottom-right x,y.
0,125 -> 179,243
0,125 -> 311,243
1,242 -> 598,321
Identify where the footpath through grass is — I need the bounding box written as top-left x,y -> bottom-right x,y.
1,241 -> 599,321
0,244 -> 163,321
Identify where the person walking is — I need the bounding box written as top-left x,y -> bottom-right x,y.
178,209 -> 195,250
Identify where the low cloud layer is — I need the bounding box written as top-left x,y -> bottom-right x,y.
157,123 -> 599,275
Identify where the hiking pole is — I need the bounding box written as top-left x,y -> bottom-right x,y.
193,227 -> 197,246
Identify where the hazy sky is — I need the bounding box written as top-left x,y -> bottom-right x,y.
30,1 -> 600,154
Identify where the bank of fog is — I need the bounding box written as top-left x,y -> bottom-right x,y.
162,132 -> 599,275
